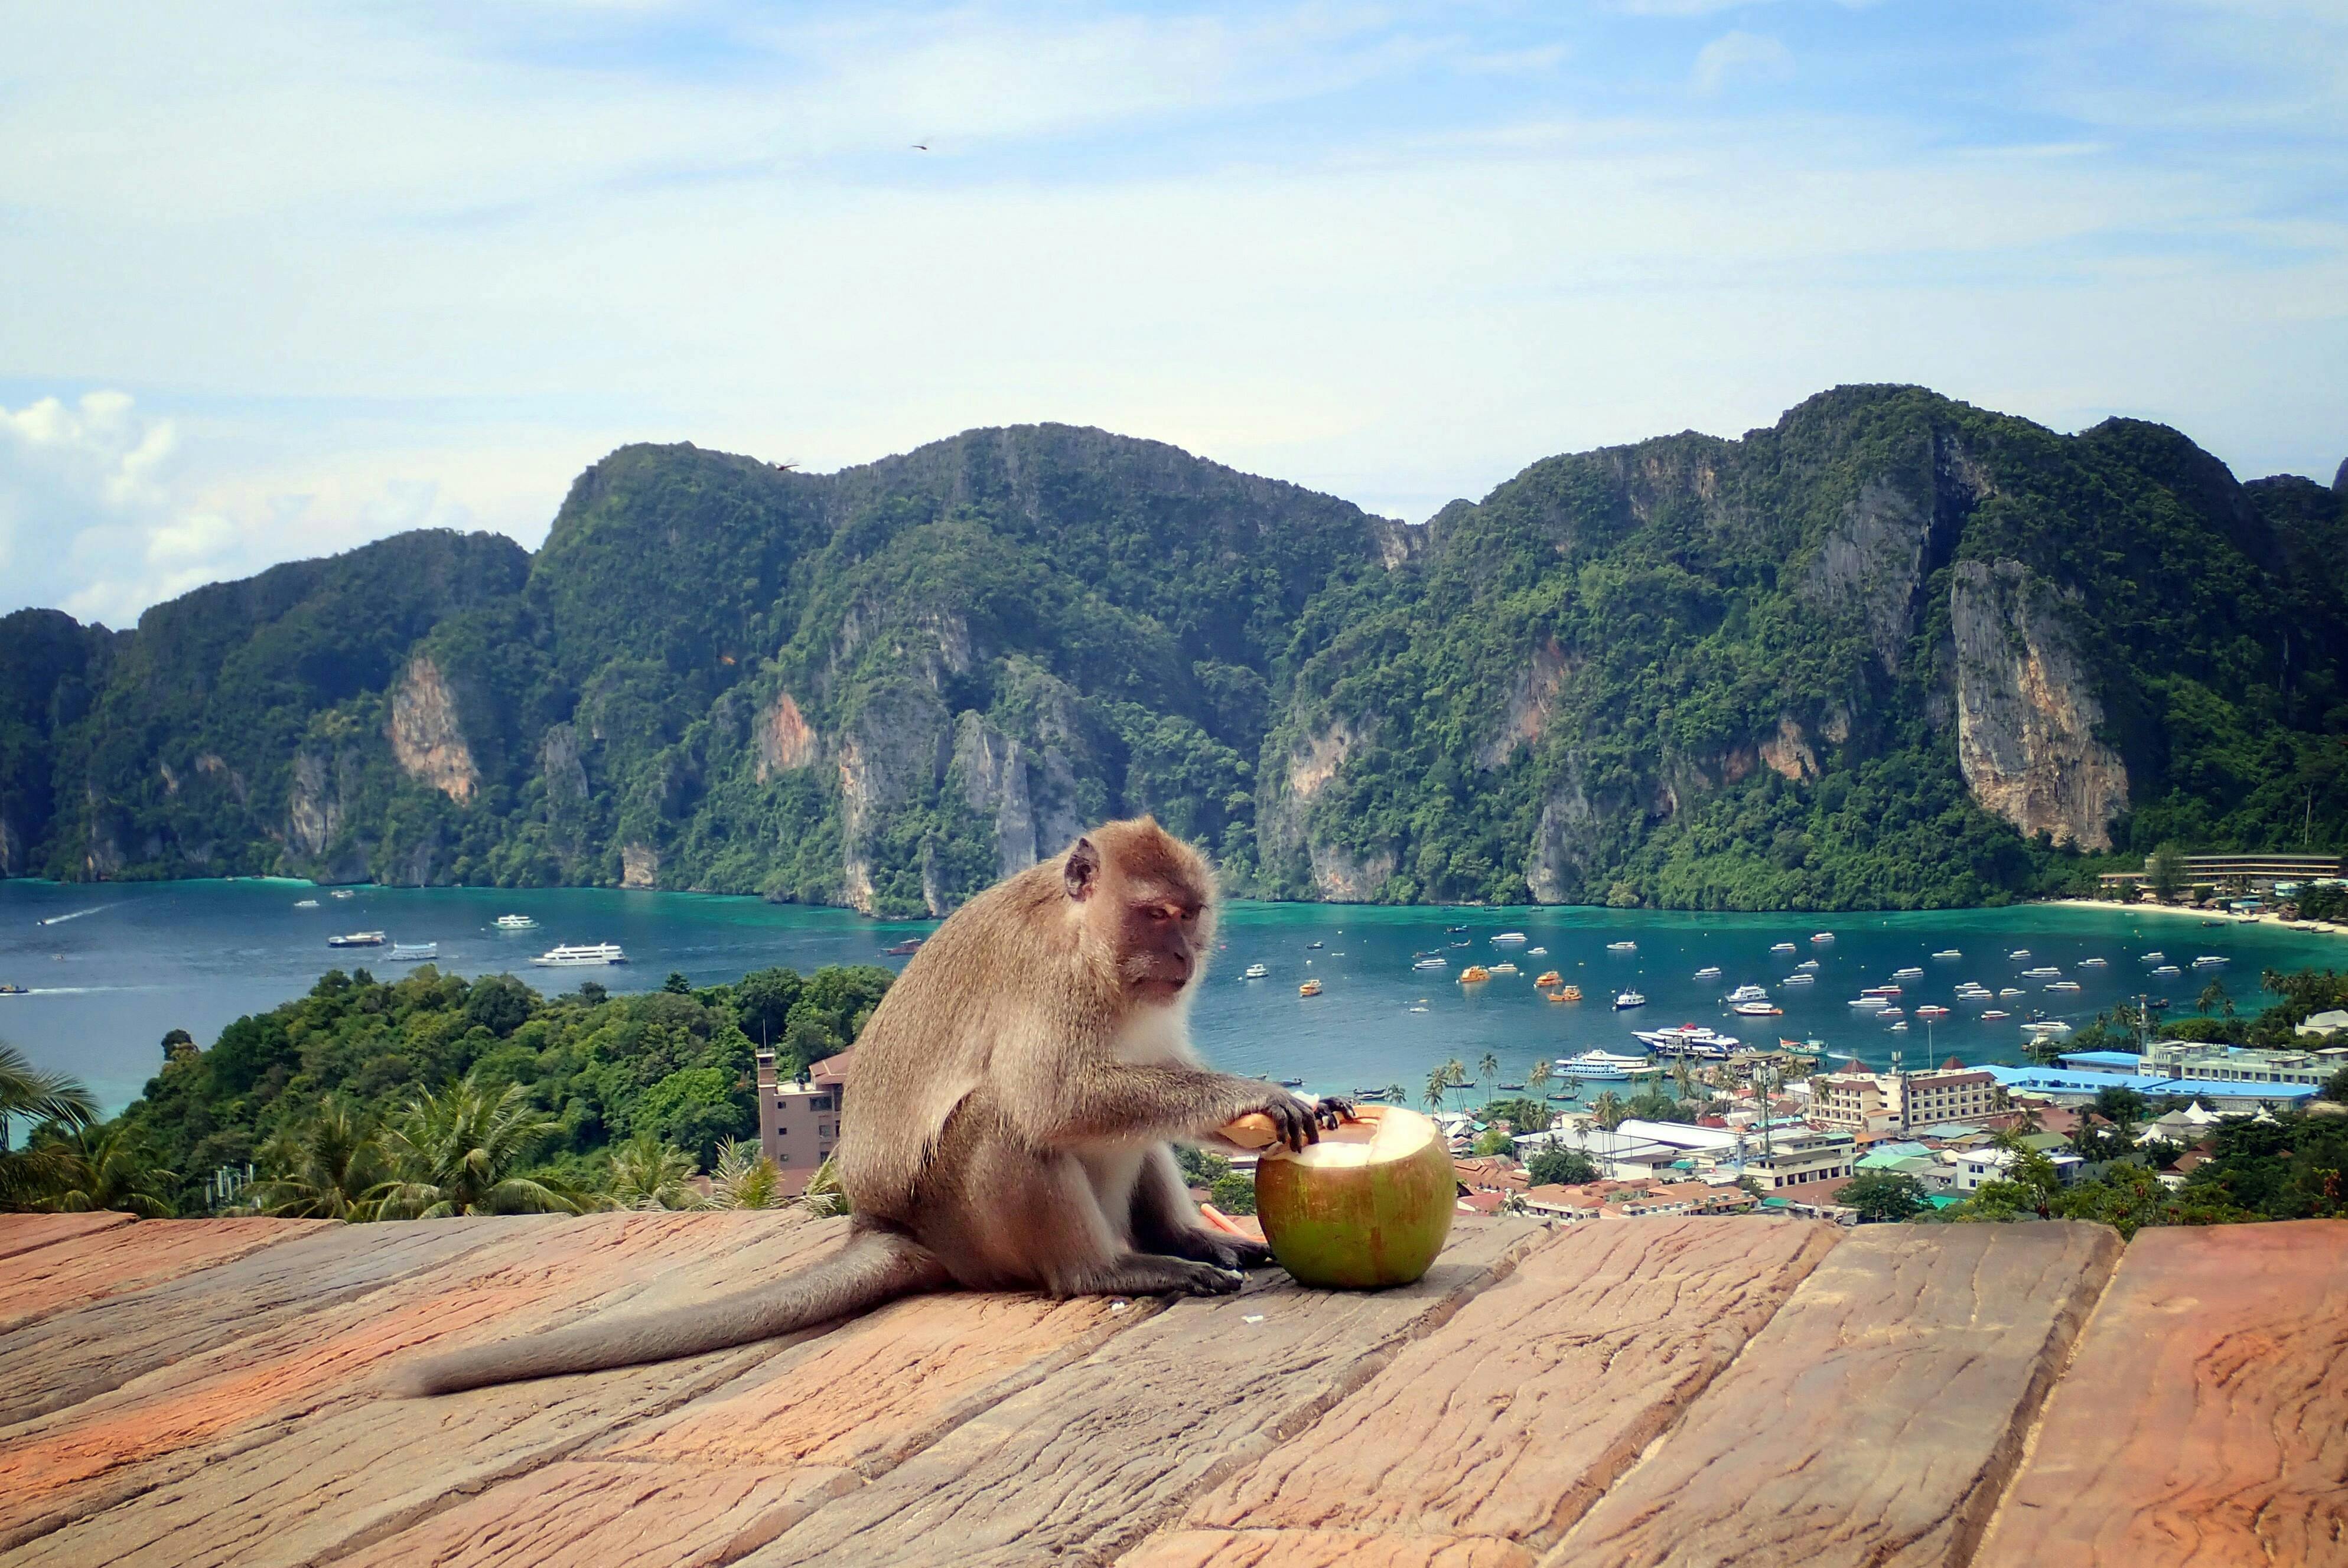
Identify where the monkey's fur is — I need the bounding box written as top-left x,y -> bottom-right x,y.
395,817 -> 1340,1396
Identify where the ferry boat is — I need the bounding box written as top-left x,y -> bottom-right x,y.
1811,931 -> 1836,944
1613,989 -> 1647,1009
1534,970 -> 1563,987
1606,941 -> 1637,953
1243,964 -> 1270,979
532,943 -> 628,967
2046,980 -> 2082,993
2152,964 -> 2182,977
1780,972 -> 1815,985
2191,955 -> 2228,969
1460,965 -> 1492,984
1487,962 -> 1519,976
1556,1049 -> 1656,1081
1914,1004 -> 1950,1018
1861,984 -> 1902,997
2022,966 -> 2062,979
1732,1000 -> 1783,1016
387,943 -> 439,963
1726,984 -> 1770,1003
1848,996 -> 1890,1010
1548,985 -> 1582,1002
1491,932 -> 1528,946
2078,957 -> 2109,967
1694,966 -> 1723,980
1297,979 -> 1323,997
1981,1009 -> 2009,1019
494,914 -> 537,931
1413,956 -> 1449,970
1770,941 -> 1797,953
1636,1024 -> 1740,1056
293,899 -> 320,909
2141,951 -> 2166,964
884,939 -> 924,956
1932,949 -> 1962,960
1893,966 -> 1924,980
325,931 -> 386,948
2008,949 -> 2030,960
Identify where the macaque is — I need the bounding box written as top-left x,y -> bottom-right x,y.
396,817 -> 1341,1395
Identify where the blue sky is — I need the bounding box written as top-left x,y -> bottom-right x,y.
3,0 -> 2344,623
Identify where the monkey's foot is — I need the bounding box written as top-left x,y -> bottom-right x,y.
1070,1256 -> 1246,1298
1163,1228 -> 1275,1272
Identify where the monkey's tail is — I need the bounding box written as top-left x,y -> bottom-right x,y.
388,1227 -> 947,1397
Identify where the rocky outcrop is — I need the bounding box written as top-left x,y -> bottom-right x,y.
1306,841 -> 1394,902
620,843 -> 659,889
835,685 -> 954,913
1758,716 -> 1818,782
755,693 -> 819,781
951,713 -> 1038,879
1950,559 -> 2128,850
287,751 -> 343,858
0,816 -> 18,877
1258,716 -> 1369,887
387,656 -> 477,805
193,753 -> 247,805
1366,516 -> 1429,569
1803,438 -> 1991,674
1478,640 -> 1573,770
1528,754 -> 1618,903
539,724 -> 588,809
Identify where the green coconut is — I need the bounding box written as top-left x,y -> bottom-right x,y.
1252,1104 -> 1455,1289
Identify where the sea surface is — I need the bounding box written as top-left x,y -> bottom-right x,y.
4,879 -> 2342,1117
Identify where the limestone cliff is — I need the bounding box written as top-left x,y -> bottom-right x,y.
952,713 -> 1039,879
755,693 -> 819,780
387,656 -> 478,804
1477,640 -> 1573,770
1949,559 -> 2128,850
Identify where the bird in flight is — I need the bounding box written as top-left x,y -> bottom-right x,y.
911,142 -> 929,151
773,461 -> 798,471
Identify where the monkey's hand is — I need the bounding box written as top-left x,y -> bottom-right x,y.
1245,1091 -> 1326,1153
1161,1225 -> 1276,1272
1314,1096 -> 1357,1128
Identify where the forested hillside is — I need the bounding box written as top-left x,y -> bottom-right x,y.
4,390 -> 2344,912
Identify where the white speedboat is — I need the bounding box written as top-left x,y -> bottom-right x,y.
1914,1004 -> 1950,1018
494,914 -> 538,931
2022,966 -> 2062,979
1487,961 -> 1519,976
1981,1009 -> 2010,1019
1492,932 -> 1528,946
1811,931 -> 1835,944
2008,948 -> 2030,960
2191,955 -> 2228,969
1412,956 -> 1449,970
1732,1000 -> 1783,1016
1862,984 -> 1901,997
2024,1019 -> 2074,1039
325,931 -> 386,948
1726,983 -> 1770,1003
388,943 -> 439,963
1795,959 -> 1820,971
1780,972 -> 1815,985
330,889 -> 356,900
1606,941 -> 1637,953
1694,966 -> 1722,980
2152,964 -> 2182,977
2079,957 -> 2109,968
2141,951 -> 2165,964
532,943 -> 628,967
1613,990 -> 1647,1009
1932,949 -> 1962,960
293,899 -> 320,909
1999,987 -> 2025,997
1770,941 -> 1797,953
2046,980 -> 2081,992
1528,946 -> 1548,956
1243,963 -> 1269,979
1848,996 -> 1889,1009
1893,966 -> 1924,980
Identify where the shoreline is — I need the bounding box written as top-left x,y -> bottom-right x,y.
2038,898 -> 2348,940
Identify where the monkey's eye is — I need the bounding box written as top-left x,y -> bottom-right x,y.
1143,907 -> 1173,922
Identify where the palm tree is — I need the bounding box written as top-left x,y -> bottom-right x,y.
1564,1074 -> 1584,1101
605,1132 -> 705,1211
1382,1082 -> 1407,1107
1528,1058 -> 1552,1094
34,1123 -> 177,1217
1479,1052 -> 1499,1084
1,1041 -> 97,1209
249,1099 -> 385,1220
370,1074 -> 587,1219
708,1138 -> 784,1210
799,1154 -> 848,1218
1671,1058 -> 1696,1104
2196,978 -> 2232,1017
1423,1066 -> 1451,1113
1590,1090 -> 1628,1132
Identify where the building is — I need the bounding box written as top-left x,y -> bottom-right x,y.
2295,1010 -> 2348,1039
1948,1146 -> 2085,1192
1808,1066 -> 2005,1133
1981,1063 -> 2320,1108
2139,1041 -> 2348,1089
2095,852 -> 2342,897
754,1048 -> 852,1197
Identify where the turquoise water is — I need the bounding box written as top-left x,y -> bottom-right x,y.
4,879 -> 2342,1117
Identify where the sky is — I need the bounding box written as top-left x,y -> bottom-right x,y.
3,0 -> 2344,626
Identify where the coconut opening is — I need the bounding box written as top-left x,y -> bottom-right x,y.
1272,1106 -> 1438,1169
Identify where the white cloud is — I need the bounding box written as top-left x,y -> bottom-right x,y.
1692,30 -> 1793,93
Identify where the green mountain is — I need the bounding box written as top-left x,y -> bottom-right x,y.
4,389 -> 2344,912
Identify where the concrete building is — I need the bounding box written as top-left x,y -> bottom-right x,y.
1949,1146 -> 2085,1192
2139,1041 -> 2348,1089
1982,1063 -> 2321,1108
754,1048 -> 852,1197
1809,1066 -> 2005,1133
2096,852 -> 2342,897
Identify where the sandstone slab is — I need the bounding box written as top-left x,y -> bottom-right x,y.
0,1217 -> 325,1333
1972,1220 -> 2348,1568
0,1212 -> 132,1260
1549,1220 -> 2121,1568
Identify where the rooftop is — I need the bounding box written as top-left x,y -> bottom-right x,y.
2,1210 -> 2342,1567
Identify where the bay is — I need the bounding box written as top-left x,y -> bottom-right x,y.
3,878 -> 2342,1118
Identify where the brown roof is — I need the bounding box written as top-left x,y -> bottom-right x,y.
4,1212 -> 2343,1566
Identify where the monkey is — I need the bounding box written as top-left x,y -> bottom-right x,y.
394,816 -> 1346,1396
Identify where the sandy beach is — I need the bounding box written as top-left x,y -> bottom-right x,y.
2043,898 -> 2347,938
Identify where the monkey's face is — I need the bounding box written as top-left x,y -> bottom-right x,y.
1116,894 -> 1206,1004
1064,823 -> 1217,1005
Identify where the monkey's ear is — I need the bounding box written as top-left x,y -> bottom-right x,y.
1064,837 -> 1100,901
